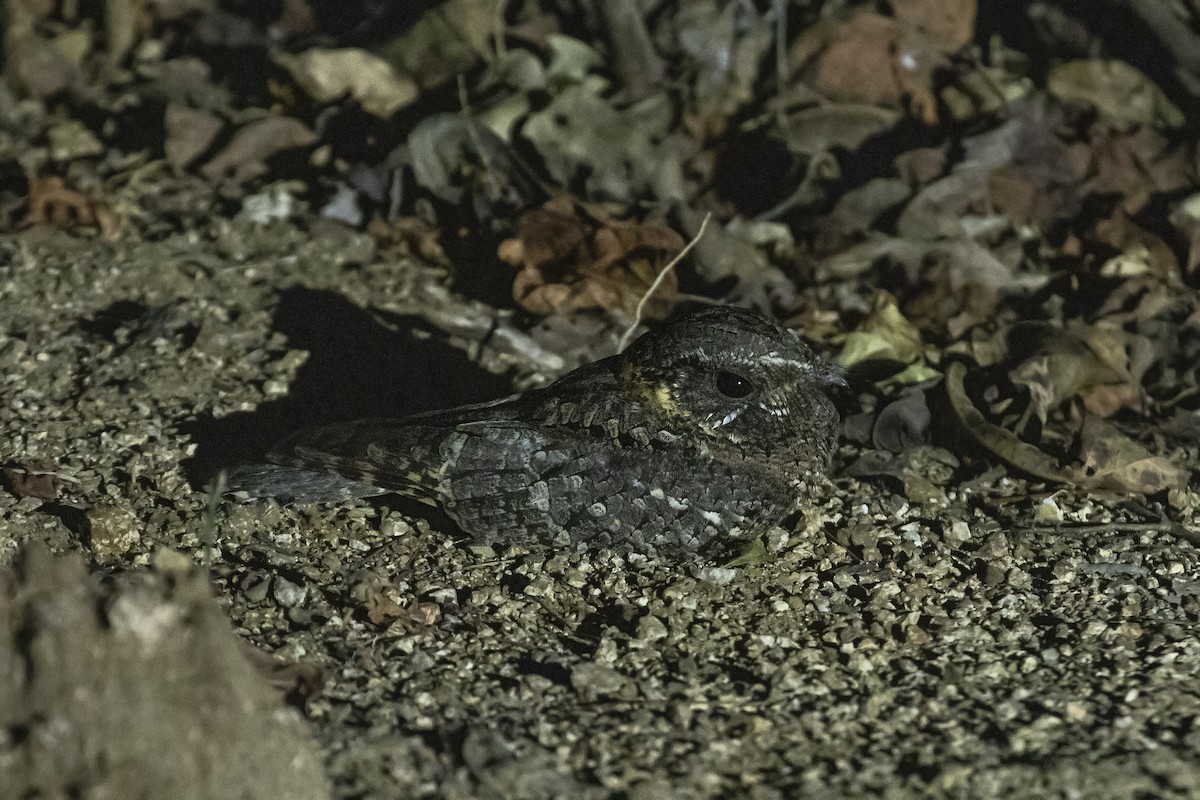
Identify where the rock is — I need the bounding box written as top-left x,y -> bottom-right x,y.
0,544 -> 330,800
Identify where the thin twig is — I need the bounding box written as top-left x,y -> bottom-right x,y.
618,212 -> 712,352
1012,520 -> 1200,545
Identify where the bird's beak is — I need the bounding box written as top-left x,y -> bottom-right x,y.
819,363 -> 849,389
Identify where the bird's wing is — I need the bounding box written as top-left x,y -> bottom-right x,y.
259,416 -> 467,502
232,357 -> 661,544
434,418 -> 627,544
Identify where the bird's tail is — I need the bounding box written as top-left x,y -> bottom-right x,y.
226,462 -> 385,504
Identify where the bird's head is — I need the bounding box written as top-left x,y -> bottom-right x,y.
621,306 -> 843,473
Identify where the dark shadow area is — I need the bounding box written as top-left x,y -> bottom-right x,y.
77,299 -> 152,339
179,287 -> 514,485
575,602 -> 641,639
515,655 -> 572,687
976,0 -> 1200,127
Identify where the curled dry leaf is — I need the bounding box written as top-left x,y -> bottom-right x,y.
1085,126 -> 1193,215
1009,320 -> 1158,421
777,104 -> 902,157
837,291 -> 927,367
200,117 -> 318,191
946,362 -> 1186,494
1170,192 -> 1200,275
275,48 -> 418,117
947,360 -> 1093,485
788,5 -> 969,123
26,177 -> 119,237
1093,210 -> 1182,281
1047,60 -> 1184,129
2,461 -> 60,501
164,104 -> 223,172
1078,416 -> 1189,494
366,216 -> 450,267
498,196 -> 684,319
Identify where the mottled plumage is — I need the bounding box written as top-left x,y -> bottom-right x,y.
230,307 -> 843,555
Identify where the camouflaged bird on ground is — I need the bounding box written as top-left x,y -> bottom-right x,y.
231,307 -> 843,556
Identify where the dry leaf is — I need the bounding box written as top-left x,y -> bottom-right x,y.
890,0 -> 976,50
499,196 -> 684,318
838,291 -> 926,367
275,48 -> 418,117
1092,210 -> 1180,281
1085,127 -> 1193,214
26,177 -> 119,236
947,362 -> 1185,493
2,461 -> 59,501
789,12 -> 941,121
947,361 -> 1087,484
164,104 -> 223,172
1009,321 -> 1157,421
200,117 -> 318,191
1047,60 -> 1184,129
1077,416 -> 1188,494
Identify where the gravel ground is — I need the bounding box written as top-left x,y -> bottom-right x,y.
2,216 -> 1200,799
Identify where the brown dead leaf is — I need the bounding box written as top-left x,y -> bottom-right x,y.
200,116 -> 318,192
164,104 -> 224,172
366,215 -> 450,267
1086,127 -> 1194,215
890,0 -> 977,50
2,461 -> 59,501
499,196 -> 685,318
837,290 -> 926,366
1092,210 -> 1180,280
1078,416 -> 1188,494
946,361 -> 1075,484
1008,321 -> 1155,421
789,6 -> 971,124
986,167 -> 1039,225
275,48 -> 419,117
362,586 -> 408,626
26,177 -> 119,236
790,12 -> 940,122
950,96 -> 1088,230
362,586 -> 442,629
1095,275 -> 1190,326
947,362 -> 1185,493
1047,60 -> 1184,129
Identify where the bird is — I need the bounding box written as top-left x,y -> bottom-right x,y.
229,306 -> 844,557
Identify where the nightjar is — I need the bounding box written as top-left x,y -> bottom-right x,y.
230,307 -> 843,556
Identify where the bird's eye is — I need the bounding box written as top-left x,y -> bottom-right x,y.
715,369 -> 754,399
